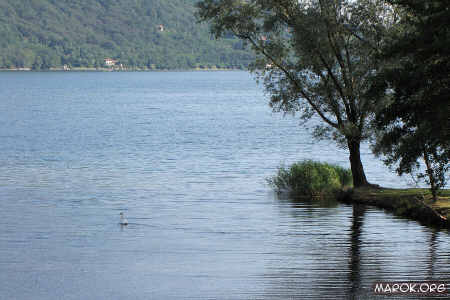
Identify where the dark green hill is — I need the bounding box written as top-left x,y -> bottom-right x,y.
0,0 -> 252,70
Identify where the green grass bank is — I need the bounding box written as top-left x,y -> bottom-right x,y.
269,160 -> 450,228
337,187 -> 450,228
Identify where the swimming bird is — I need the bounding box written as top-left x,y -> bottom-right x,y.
119,212 -> 128,225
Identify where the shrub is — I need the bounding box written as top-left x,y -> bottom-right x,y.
267,160 -> 353,197
332,164 -> 353,187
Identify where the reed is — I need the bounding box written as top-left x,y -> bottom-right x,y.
268,160 -> 353,198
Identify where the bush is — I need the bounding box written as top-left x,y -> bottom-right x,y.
267,160 -> 353,197
332,164 -> 353,188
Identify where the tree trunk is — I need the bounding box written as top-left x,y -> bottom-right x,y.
348,139 -> 369,187
423,150 -> 438,203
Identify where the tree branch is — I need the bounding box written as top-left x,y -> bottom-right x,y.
315,50 -> 352,120
236,29 -> 339,129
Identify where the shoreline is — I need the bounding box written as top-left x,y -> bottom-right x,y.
337,187 -> 450,228
0,67 -> 244,72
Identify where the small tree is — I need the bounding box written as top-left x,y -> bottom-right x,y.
197,0 -> 395,187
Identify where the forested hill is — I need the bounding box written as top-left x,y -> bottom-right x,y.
0,0 -> 253,70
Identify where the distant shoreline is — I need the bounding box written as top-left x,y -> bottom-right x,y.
0,67 -> 245,72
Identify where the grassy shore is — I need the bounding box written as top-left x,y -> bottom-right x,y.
338,187 -> 450,228
268,160 -> 450,228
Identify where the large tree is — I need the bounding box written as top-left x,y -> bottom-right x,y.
197,0 -> 394,187
372,0 -> 449,200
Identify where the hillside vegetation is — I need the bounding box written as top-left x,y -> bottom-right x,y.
0,0 -> 253,70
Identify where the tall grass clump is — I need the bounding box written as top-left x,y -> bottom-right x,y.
267,160 -> 353,198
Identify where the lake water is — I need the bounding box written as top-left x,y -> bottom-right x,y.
0,71 -> 448,299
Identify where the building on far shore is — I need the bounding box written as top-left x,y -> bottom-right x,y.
104,58 -> 118,67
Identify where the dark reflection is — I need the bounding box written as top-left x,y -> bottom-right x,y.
276,191 -> 340,208
268,194 -> 450,299
276,192 -> 340,219
348,204 -> 366,298
261,194 -> 355,299
427,229 -> 438,279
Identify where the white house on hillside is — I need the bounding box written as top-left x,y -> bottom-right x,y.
104,58 -> 118,67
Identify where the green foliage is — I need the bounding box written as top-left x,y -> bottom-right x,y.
267,160 -> 353,198
333,164 -> 354,188
0,0 -> 253,69
197,0 -> 396,187
372,0 -> 449,199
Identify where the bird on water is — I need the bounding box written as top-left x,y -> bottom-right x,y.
119,212 -> 128,225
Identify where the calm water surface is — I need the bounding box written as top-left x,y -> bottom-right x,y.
0,71 -> 448,299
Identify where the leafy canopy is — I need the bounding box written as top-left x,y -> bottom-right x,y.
372,0 -> 449,195
197,0 -> 396,186
197,0 -> 394,145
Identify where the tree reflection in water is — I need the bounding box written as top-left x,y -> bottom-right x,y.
263,194 -> 448,299
348,204 -> 365,298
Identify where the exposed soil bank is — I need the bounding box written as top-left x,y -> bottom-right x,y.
337,187 -> 450,228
